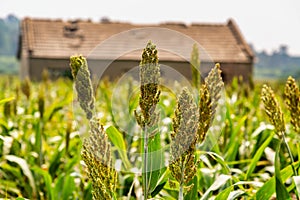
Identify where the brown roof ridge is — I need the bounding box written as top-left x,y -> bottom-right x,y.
160,21 -> 188,27
24,17 -> 63,22
23,17 -> 97,24
191,22 -> 225,27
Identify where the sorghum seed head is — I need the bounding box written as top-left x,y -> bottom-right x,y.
135,41 -> 160,128
285,76 -> 300,133
261,84 -> 285,136
170,88 -> 198,185
69,55 -> 95,120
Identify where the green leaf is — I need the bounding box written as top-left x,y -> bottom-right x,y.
215,181 -> 263,200
0,97 -> 14,105
54,173 -> 75,199
106,125 -> 131,170
215,185 -> 232,200
203,151 -> 230,174
32,166 -> 54,200
228,190 -> 245,200
34,121 -> 43,165
256,161 -> 300,200
83,182 -> 93,200
0,179 -> 20,196
49,146 -> 65,178
275,141 -> 291,200
147,133 -> 164,195
150,181 -> 167,197
62,174 -> 76,200
200,174 -> 231,200
293,176 -> 300,197
5,155 -> 37,197
245,131 -> 275,180
43,95 -> 72,122
225,115 -> 248,162
184,176 -> 198,200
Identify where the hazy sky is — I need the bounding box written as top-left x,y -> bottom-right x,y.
1,0 -> 300,56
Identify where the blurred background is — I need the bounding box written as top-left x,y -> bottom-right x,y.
0,0 -> 300,80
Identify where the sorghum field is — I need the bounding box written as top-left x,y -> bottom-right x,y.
1,43 -> 300,200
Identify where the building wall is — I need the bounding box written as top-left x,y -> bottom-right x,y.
28,58 -> 71,80
221,63 -> 253,82
20,51 -> 30,79
89,60 -> 196,81
26,57 -> 253,83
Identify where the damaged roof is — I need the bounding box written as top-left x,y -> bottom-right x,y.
19,18 -> 254,63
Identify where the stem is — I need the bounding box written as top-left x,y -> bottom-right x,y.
282,133 -> 297,176
143,125 -> 149,200
282,133 -> 300,200
179,184 -> 184,200
178,159 -> 185,200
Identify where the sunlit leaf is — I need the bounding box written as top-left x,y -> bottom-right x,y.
5,155 -> 36,197
200,174 -> 231,200
0,97 -> 15,105
106,125 -> 131,170
245,131 -> 275,180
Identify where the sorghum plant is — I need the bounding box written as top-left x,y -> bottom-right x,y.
261,83 -> 299,199
70,55 -> 117,199
170,63 -> 224,199
170,88 -> 199,200
134,41 -> 161,199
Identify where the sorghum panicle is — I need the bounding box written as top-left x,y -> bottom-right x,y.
261,84 -> 285,136
70,55 -> 95,120
198,84 -> 211,142
21,77 -> 31,100
81,118 -> 117,200
134,41 -> 161,128
38,85 -> 45,119
170,88 -> 199,185
198,63 -> 223,142
285,76 -> 300,133
69,55 -> 117,200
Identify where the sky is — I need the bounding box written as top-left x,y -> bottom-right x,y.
1,0 -> 300,56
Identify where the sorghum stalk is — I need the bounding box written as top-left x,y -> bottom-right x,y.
70,55 -> 117,200
37,85 -> 45,166
134,41 -> 160,199
169,88 -> 199,200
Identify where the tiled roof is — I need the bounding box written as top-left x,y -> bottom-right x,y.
20,18 -> 254,63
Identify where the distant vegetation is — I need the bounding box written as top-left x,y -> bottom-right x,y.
255,45 -> 300,80
0,14 -> 299,79
0,14 -> 19,74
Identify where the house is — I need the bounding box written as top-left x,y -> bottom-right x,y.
17,18 -> 254,82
